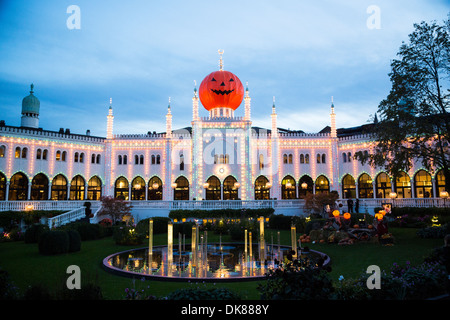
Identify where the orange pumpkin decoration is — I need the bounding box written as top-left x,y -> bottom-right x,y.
375,213 -> 384,220
353,224 -> 360,229
368,225 -> 373,229
379,210 -> 386,216
343,212 -> 351,220
332,210 -> 340,217
199,70 -> 244,111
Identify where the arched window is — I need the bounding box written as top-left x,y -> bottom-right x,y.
305,154 -> 310,164
70,175 -> 85,200
0,145 -> 6,158
115,177 -> 129,200
395,171 -> 411,198
31,173 -> 49,200
139,155 -> 144,165
74,152 -> 79,163
342,174 -> 356,199
15,147 -> 21,158
347,152 -> 351,162
283,154 -> 288,164
79,153 -> 84,163
223,175 -> 238,200
96,154 -> 101,164
315,175 -> 330,194
21,147 -> 28,159
51,174 -> 68,200
42,149 -> 48,160
358,173 -> 374,198
317,154 -> 321,164
9,172 -> 28,200
375,172 -> 391,198
300,154 -> 304,164
254,176 -> 270,200
156,155 -> 160,164
88,176 -> 102,200
342,153 -> 347,163
436,170 -> 447,195
118,155 -> 122,165
0,172 -> 7,200
205,176 -> 221,200
92,154 -> 96,164
131,176 -> 146,200
148,176 -> 163,200
123,155 -> 128,165
322,154 -> 326,164
135,155 -> 139,165
298,175 -> 313,199
151,155 -> 156,165
62,151 -> 67,161
173,176 -> 189,200
414,170 -> 432,198
56,150 -> 61,161
281,175 -> 296,199
288,154 -> 293,164
259,154 -> 264,170
36,149 -> 42,160
214,154 -> 218,164
180,154 -> 184,171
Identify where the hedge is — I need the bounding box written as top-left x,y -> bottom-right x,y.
168,208 -> 274,220
38,230 -> 70,255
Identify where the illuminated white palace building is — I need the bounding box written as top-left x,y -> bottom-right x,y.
0,55 -> 447,218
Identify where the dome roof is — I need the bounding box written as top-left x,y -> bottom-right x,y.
22,84 -> 40,115
199,70 -> 244,111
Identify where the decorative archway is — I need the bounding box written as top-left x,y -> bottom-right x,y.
115,176 -> 129,200
254,176 -> 270,200
174,176 -> 189,200
88,176 -> 102,200
148,176 -> 163,200
31,173 -> 49,200
358,173 -> 373,198
51,174 -> 68,200
223,175 -> 238,200
414,170 -> 432,198
298,175 -> 313,199
131,176 -> 146,200
70,175 -> 85,200
342,174 -> 356,199
315,175 -> 330,194
205,176 -> 221,200
281,175 -> 296,199
9,172 -> 28,200
375,172 -> 391,198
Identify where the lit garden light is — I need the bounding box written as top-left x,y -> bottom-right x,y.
440,190 -> 449,207
291,224 -> 297,259
148,219 -> 153,271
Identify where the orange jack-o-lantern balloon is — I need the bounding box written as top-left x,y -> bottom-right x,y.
332,210 -> 340,217
343,212 -> 351,220
199,70 -> 244,111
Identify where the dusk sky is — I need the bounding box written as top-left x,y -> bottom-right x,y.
0,1 -> 449,137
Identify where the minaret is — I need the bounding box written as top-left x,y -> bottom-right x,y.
271,97 -> 278,138
21,84 -> 40,128
106,98 -> 114,139
166,97 -> 172,138
244,82 -> 251,121
192,81 -> 199,121
330,96 -> 337,138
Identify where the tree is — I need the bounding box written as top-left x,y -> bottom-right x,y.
355,16 -> 450,192
303,191 -> 339,217
97,196 -> 133,225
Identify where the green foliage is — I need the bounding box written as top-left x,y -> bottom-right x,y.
24,224 -> 49,244
38,230 -> 70,255
165,284 -> 241,300
0,211 -> 67,231
66,229 -> 81,252
112,225 -> 145,245
417,223 -> 450,238
257,262 -> 334,300
136,217 -> 171,235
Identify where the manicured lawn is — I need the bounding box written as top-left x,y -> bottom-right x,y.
0,227 -> 443,300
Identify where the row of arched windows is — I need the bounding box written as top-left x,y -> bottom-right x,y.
341,169 -> 447,199
282,153 -> 326,164
114,176 -> 163,200
118,154 -> 162,165
0,172 -> 102,201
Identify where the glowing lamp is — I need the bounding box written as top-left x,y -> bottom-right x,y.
332,210 -> 340,217
25,205 -> 34,211
234,182 -> 240,189
171,183 -> 177,189
203,183 -> 209,189
343,212 -> 351,220
301,182 -> 308,189
389,192 -> 397,199
152,183 -> 159,189
440,191 -> 449,199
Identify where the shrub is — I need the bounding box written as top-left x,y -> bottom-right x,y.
136,217 -> 171,235
417,224 -> 450,238
67,229 -> 81,252
257,263 -> 334,300
113,225 -> 144,245
38,230 -> 70,255
165,285 -> 241,300
24,224 -> 49,244
304,218 -> 327,235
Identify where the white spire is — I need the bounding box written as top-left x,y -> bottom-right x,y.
218,49 -> 224,71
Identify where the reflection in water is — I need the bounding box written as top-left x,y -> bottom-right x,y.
106,243 -> 324,280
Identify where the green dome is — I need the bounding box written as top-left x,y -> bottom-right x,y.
22,84 -> 40,115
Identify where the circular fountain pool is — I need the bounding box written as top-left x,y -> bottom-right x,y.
103,243 -> 330,282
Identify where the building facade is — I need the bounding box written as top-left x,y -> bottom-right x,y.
0,60 -> 447,205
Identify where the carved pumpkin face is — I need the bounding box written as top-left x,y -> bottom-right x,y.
199,70 -> 244,111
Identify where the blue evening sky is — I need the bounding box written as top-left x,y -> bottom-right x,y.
0,0 -> 448,137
